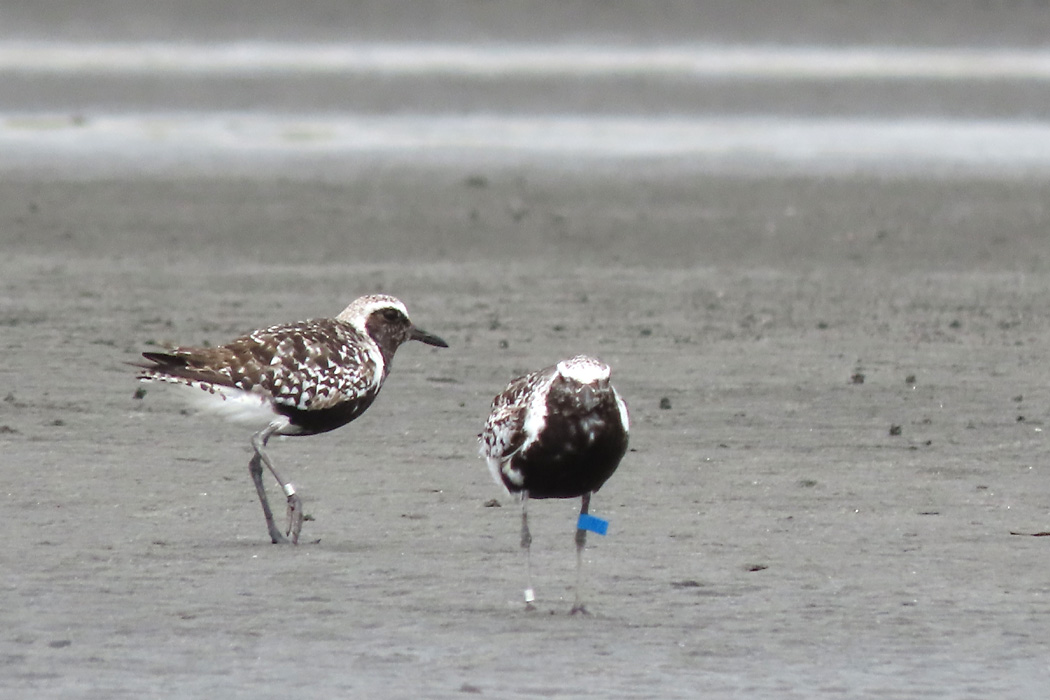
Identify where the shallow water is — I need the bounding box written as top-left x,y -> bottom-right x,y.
1,41 -> 1049,175
2,41 -> 1050,80
3,112 -> 1050,175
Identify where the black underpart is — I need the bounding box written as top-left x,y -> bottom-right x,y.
274,394 -> 377,435
514,380 -> 628,500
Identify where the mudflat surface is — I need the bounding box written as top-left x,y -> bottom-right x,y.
4,1 -> 1050,697
3,166 -> 1050,698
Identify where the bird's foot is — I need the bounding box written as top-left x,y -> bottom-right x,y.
570,604 -> 590,616
269,530 -> 291,545
285,491 -> 303,545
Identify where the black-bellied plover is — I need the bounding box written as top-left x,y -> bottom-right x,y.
479,355 -> 629,613
135,294 -> 448,544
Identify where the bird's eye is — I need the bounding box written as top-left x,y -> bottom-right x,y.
381,308 -> 402,322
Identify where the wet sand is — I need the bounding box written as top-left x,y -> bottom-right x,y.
4,1 -> 1050,697
3,165 -> 1050,698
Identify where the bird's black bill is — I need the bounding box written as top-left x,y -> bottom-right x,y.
410,326 -> 449,348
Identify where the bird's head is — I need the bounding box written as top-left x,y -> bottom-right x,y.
337,295 -> 448,353
555,355 -> 611,386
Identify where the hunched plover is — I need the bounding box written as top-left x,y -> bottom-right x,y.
479,355 -> 629,613
135,294 -> 448,544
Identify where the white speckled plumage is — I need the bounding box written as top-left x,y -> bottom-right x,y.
135,294 -> 447,544
479,355 -> 629,499
480,364 -> 557,495
137,295 -> 429,432
479,354 -> 629,613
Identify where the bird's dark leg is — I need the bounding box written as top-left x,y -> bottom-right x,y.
249,422 -> 303,544
249,450 -> 287,544
571,492 -> 592,615
521,492 -> 536,611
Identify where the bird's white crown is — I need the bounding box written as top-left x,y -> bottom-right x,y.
335,294 -> 409,332
556,355 -> 611,385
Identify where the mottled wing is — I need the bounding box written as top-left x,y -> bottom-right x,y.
138,346 -> 244,388
140,319 -> 379,412
479,367 -> 557,491
479,376 -> 532,462
236,319 -> 379,411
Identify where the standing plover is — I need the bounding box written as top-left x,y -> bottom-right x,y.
479,355 -> 629,613
135,294 -> 448,544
